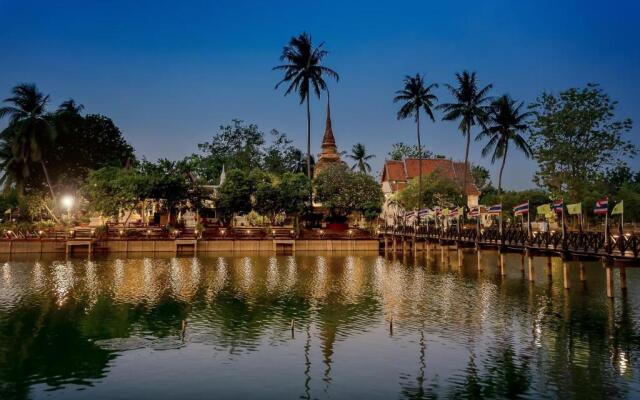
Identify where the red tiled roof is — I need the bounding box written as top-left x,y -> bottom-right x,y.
381,158 -> 480,196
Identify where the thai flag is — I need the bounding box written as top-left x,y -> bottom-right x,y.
469,206 -> 479,217
488,204 -> 502,214
418,208 -> 430,217
593,198 -> 608,215
449,208 -> 459,217
552,198 -> 564,213
512,201 -> 529,215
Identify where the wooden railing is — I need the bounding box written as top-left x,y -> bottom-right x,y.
381,226 -> 640,259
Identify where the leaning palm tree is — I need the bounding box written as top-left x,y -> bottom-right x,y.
438,71 -> 492,201
476,95 -> 533,194
347,143 -> 375,173
0,83 -> 57,198
273,32 -> 339,202
394,74 -> 438,209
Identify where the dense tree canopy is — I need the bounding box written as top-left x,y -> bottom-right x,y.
529,84 -> 635,199
398,172 -> 464,210
195,120 -> 307,182
314,164 -> 383,220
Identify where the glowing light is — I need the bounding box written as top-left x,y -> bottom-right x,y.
61,195 -> 74,210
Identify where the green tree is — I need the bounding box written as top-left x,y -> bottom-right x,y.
471,164 -> 492,192
438,71 -> 493,198
274,32 -> 339,199
84,166 -> 145,220
50,109 -> 135,187
314,164 -> 383,219
0,83 -> 57,198
477,95 -> 533,194
347,143 -> 375,174
196,120 -> 265,181
529,84 -> 635,199
398,171 -> 464,210
263,130 -> 303,175
253,172 -> 310,223
217,169 -> 253,221
394,74 -> 438,209
387,142 -> 433,161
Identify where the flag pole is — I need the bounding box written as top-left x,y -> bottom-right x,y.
527,202 -> 531,240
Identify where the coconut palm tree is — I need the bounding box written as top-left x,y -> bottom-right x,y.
347,143 -> 375,174
273,32 -> 339,202
476,95 -> 533,194
0,129 -> 28,192
0,83 -> 57,198
438,71 -> 492,201
394,74 -> 438,209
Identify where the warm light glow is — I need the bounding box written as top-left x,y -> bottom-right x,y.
61,195 -> 74,210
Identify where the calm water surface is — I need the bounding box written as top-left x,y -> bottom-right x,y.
1,250 -> 639,399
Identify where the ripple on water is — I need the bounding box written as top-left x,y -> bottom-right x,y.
0,254 -> 639,399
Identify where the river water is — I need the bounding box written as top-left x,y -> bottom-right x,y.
1,250 -> 639,399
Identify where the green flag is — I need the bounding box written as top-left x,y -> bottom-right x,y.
537,204 -> 551,216
611,201 -> 624,215
566,203 -> 582,215
443,208 -> 450,216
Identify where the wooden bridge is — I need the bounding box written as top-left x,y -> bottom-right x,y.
380,226 -> 640,298
381,226 -> 639,261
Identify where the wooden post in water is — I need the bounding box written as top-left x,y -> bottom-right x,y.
441,245 -> 445,265
563,261 -> 571,290
499,252 -> 506,276
457,247 -> 463,268
528,253 -> 535,282
520,252 -> 525,272
579,262 -> 586,282
620,266 -> 627,291
605,263 -> 614,298
477,248 -> 482,271
546,257 -> 553,280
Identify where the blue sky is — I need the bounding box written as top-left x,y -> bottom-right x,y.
1,0 -> 638,189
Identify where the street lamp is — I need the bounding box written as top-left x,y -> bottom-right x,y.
61,195 -> 74,221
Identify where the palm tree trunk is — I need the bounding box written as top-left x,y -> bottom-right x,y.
306,95 -> 312,206
497,143 -> 508,195
40,159 -> 55,200
417,112 -> 422,210
462,126 -> 471,206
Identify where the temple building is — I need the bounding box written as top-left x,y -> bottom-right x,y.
315,99 -> 344,175
381,157 -> 480,206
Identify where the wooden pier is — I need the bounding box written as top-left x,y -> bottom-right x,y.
381,226 -> 640,299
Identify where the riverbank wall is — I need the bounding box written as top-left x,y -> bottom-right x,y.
0,239 -> 380,254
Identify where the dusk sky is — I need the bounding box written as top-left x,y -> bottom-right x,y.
1,0 -> 638,189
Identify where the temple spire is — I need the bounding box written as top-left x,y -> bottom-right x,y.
322,93 -> 336,148
316,92 -> 342,174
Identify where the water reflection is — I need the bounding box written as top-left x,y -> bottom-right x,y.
0,252 -> 639,399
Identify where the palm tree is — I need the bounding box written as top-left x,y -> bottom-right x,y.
347,143 -> 375,173
394,74 -> 438,209
477,95 -> 533,194
0,83 -> 57,198
274,32 -> 339,202
438,71 -> 492,202
0,129 -> 28,192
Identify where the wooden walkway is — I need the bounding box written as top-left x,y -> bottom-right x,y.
380,226 -> 640,262
381,226 -> 639,298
